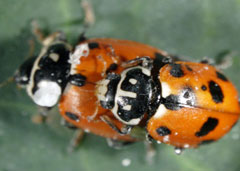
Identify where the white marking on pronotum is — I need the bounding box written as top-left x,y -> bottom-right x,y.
161,82 -> 171,98
96,79 -> 110,102
123,105 -> 131,111
69,43 -> 89,74
31,80 -> 61,107
27,46 -> 48,99
49,53 -> 59,62
141,67 -> 151,76
153,104 -> 167,119
118,91 -> 137,99
129,78 -> 137,85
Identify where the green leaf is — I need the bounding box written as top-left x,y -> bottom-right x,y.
1,0 -> 240,171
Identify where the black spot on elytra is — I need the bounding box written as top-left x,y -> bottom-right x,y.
209,81 -> 224,103
156,126 -> 171,136
185,65 -> 193,71
65,112 -> 79,121
69,74 -> 86,87
216,71 -> 228,82
195,117 -> 219,137
199,139 -> 215,145
162,95 -> 182,110
106,63 -> 118,73
170,63 -> 184,77
88,42 -> 99,49
201,85 -> 207,91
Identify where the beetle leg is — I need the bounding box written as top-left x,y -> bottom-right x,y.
67,129 -> 85,153
0,77 -> 14,88
74,0 -> 95,43
121,56 -> 153,70
200,56 -> 214,64
81,0 -> 95,27
214,50 -> 234,70
31,20 -> 45,43
60,118 -> 78,130
31,20 -> 67,47
31,106 -> 52,124
144,141 -> 156,165
106,138 -> 133,149
200,50 -> 234,70
100,115 -> 132,135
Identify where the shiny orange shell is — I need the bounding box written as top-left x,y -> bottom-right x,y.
59,38 -> 167,141
147,61 -> 240,148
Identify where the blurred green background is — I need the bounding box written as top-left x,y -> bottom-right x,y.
1,0 -> 240,171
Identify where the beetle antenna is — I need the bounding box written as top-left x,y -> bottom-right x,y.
81,0 -> 95,29
0,76 -> 14,88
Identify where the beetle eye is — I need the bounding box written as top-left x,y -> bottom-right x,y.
14,56 -> 36,87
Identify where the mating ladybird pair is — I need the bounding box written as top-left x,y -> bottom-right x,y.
14,31 -> 240,150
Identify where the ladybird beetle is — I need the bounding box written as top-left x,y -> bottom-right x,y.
146,61 -> 240,148
14,31 -> 240,149
58,38 -> 170,142
14,33 -> 169,143
97,55 -> 240,148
